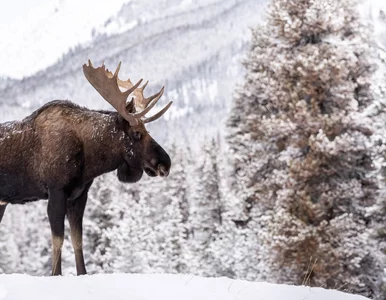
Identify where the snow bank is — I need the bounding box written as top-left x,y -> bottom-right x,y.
0,285 -> 6,300
0,273 -> 369,300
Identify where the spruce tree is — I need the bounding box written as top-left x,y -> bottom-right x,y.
185,138 -> 223,276
227,0 -> 386,297
83,173 -> 123,273
0,212 -> 19,274
15,202 -> 51,275
150,144 -> 189,273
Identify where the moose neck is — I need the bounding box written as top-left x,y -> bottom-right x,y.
81,111 -> 126,182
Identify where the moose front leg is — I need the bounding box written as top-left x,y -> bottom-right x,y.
47,189 -> 67,276
67,182 -> 92,275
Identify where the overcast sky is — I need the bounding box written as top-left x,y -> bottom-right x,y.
0,0 -> 385,79
0,0 -> 130,79
0,0 -> 37,26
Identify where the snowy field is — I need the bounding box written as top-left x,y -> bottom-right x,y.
0,274 -> 369,300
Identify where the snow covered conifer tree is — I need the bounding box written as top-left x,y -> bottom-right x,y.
0,213 -> 19,274
227,0 -> 386,297
150,144 -> 189,273
83,174 -> 123,273
111,178 -> 159,274
185,138 -> 223,276
15,203 -> 51,275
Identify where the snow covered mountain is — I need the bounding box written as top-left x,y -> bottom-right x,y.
0,0 -> 266,147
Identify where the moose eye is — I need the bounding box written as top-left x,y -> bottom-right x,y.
133,131 -> 142,140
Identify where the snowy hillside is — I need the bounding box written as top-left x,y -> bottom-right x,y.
0,274 -> 369,300
0,0 -> 266,146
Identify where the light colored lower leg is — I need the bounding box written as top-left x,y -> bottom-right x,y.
71,227 -> 86,275
71,227 -> 82,250
51,235 -> 64,275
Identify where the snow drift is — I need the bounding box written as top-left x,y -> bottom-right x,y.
0,273 -> 369,300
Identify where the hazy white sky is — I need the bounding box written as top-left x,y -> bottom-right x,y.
0,0 -> 385,79
0,1 -> 37,26
0,0 -> 130,79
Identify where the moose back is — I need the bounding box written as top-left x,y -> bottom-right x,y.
0,60 -> 172,276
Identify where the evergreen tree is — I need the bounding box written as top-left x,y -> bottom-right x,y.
113,144 -> 190,274
209,148 -> 266,280
83,173 -> 123,273
149,144 -> 189,273
185,138 -> 223,276
0,212 -> 19,274
112,193 -> 158,273
15,202 -> 51,275
227,0 -> 386,297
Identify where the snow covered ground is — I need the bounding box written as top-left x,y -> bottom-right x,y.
0,273 -> 369,300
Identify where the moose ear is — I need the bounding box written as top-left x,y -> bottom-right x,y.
126,97 -> 136,113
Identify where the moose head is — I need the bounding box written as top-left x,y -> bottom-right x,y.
83,60 -> 172,183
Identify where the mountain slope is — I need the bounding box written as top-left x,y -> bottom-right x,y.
0,0 -> 266,145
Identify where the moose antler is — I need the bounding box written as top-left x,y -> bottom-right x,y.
105,69 -> 173,124
83,60 -> 173,125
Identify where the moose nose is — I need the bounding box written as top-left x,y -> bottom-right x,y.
158,165 -> 169,177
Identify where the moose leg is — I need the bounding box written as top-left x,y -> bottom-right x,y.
0,204 -> 6,223
67,183 -> 92,275
47,189 -> 67,276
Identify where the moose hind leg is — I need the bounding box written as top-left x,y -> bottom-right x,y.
47,189 -> 67,276
67,182 -> 92,275
0,204 -> 7,223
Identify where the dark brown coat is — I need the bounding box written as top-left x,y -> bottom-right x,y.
0,100 -> 171,275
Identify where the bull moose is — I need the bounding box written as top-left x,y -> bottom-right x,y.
0,60 -> 172,275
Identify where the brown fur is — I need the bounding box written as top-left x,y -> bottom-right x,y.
0,100 -> 171,275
